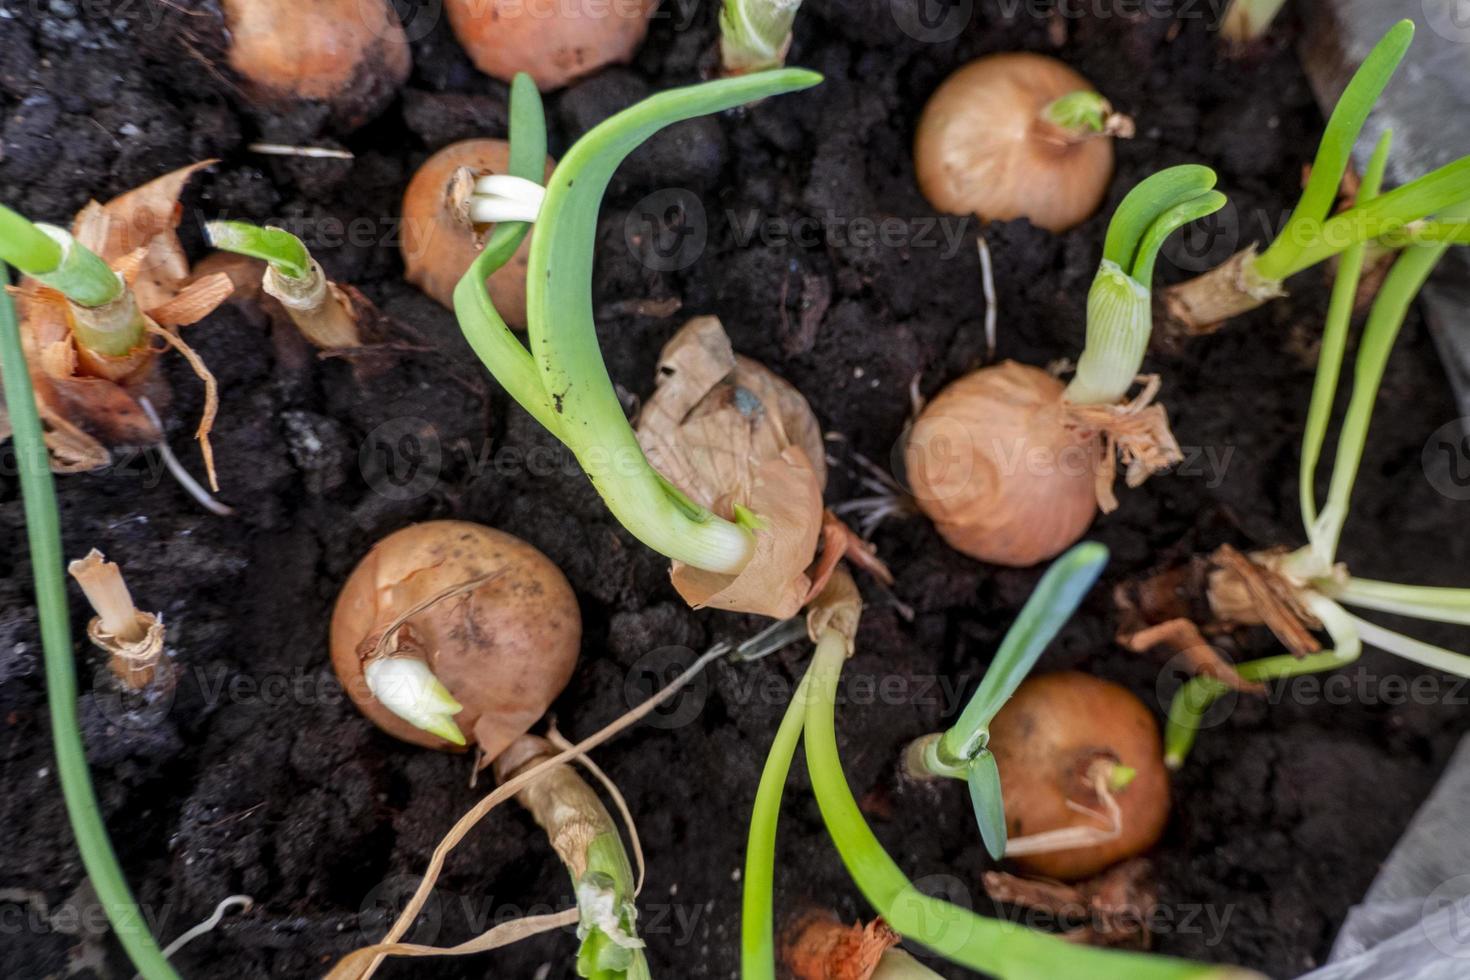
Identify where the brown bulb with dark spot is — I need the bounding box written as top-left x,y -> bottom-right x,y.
331,521 -> 580,761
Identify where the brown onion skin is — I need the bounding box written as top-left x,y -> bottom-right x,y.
904,361 -> 1098,568
989,672 -> 1170,881
445,0 -> 657,91
331,521 -> 580,761
914,53 -> 1115,233
399,140 -> 555,327
220,0 -> 411,130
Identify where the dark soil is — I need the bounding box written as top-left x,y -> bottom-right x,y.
2,2 -> 1466,979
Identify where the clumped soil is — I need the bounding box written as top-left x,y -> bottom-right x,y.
1,2 -> 1466,979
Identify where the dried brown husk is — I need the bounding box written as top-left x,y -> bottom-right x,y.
399,140 -> 555,326
989,672 -> 1170,881
984,858 -> 1157,949
914,53 -> 1126,233
330,521 -> 581,761
1061,374 -> 1183,513
1,163 -> 232,478
1159,245 -> 1288,338
445,0 -> 658,91
782,911 -> 901,980
635,316 -> 825,619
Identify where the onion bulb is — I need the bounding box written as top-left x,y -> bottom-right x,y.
914,53 -> 1132,233
445,0 -> 658,91
988,672 -> 1169,881
219,0 -> 411,130
904,361 -> 1099,568
399,139 -> 555,326
331,520 -> 580,760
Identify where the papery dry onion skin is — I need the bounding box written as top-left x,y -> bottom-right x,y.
220,0 -> 411,130
331,520 -> 580,759
914,53 -> 1118,233
445,0 -> 658,90
783,911 -> 901,980
988,672 -> 1169,881
635,317 -> 826,618
400,140 -> 554,325
904,361 -> 1099,568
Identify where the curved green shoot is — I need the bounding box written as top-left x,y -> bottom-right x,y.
1069,166 -> 1226,406
740,664 -> 814,980
1308,238 -> 1453,563
720,0 -> 801,74
1254,19 -> 1414,281
1273,155 -> 1470,279
914,542 -> 1108,859
1101,165 -> 1220,273
455,74 -> 560,438
462,68 -> 822,576
0,203 -> 122,308
1171,214 -> 1470,768
1301,130 -> 1392,534
937,543 -> 1109,763
1165,595 -> 1361,768
0,262 -> 180,979
803,631 -> 1250,980
204,220 -> 311,281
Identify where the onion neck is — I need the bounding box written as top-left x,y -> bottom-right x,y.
1035,91 -> 1135,147
1065,260 -> 1151,406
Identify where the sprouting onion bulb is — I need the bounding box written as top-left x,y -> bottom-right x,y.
905,361 -> 1100,568
401,139 -> 554,326
914,54 -> 1135,233
204,220 -> 362,349
220,0 -> 411,129
720,0 -> 803,75
331,521 -> 580,759
988,672 -> 1169,881
905,167 -> 1225,566
445,0 -> 658,90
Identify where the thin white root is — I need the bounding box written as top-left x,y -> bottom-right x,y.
153,895 -> 253,966
977,236 -> 997,363
1004,768 -> 1123,857
246,142 -> 354,160
138,398 -> 234,517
